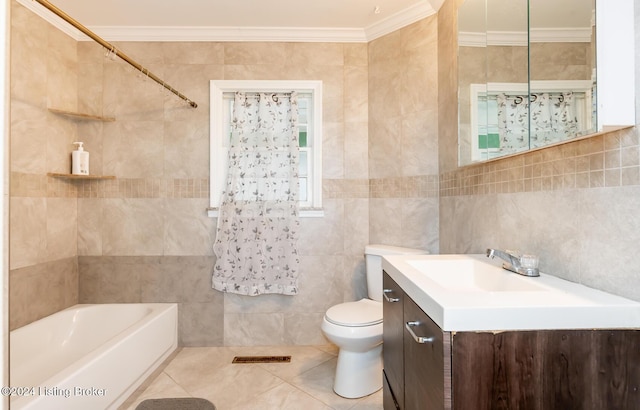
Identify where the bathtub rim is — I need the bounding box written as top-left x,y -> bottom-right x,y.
9,302 -> 178,410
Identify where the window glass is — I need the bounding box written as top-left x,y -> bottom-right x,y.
209,80 -> 323,217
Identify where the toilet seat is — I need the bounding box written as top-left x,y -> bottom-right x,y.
325,299 -> 382,327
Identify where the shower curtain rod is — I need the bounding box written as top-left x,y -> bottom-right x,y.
33,0 -> 198,108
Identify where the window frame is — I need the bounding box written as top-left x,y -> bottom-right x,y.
208,80 -> 323,218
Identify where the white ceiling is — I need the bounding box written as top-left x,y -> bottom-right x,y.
19,0 -> 445,42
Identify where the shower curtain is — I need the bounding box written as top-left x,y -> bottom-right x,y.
497,93 -> 529,153
212,92 -> 301,296
497,91 -> 578,153
530,92 -> 578,148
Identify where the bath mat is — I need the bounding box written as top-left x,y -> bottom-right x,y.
232,355 -> 291,364
136,397 -> 216,410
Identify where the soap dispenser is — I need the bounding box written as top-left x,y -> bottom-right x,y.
71,142 -> 89,175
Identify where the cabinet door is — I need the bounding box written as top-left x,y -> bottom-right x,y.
403,296 -> 446,410
383,272 -> 405,409
384,371 -> 401,410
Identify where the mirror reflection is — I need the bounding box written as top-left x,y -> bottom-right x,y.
458,0 -> 597,166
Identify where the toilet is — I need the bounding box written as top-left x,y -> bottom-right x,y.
321,244 -> 428,398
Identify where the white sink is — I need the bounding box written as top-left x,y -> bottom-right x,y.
406,259 -> 545,292
382,254 -> 640,332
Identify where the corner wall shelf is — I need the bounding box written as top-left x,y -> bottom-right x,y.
47,173 -> 116,180
48,108 -> 115,122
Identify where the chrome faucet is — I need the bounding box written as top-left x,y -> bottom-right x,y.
486,248 -> 540,277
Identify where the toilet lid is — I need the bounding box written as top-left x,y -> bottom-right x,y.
325,299 -> 383,327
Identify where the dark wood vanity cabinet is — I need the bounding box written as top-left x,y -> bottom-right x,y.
382,273 -> 405,409
383,273 -> 451,410
383,271 -> 640,410
403,295 -> 451,409
451,330 -> 640,410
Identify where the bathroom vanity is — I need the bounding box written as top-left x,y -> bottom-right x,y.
381,255 -> 640,410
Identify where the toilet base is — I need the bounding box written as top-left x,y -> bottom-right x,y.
333,344 -> 383,399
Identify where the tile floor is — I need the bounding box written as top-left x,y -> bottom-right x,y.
121,345 -> 383,410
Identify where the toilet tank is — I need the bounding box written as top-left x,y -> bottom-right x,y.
364,244 -> 428,302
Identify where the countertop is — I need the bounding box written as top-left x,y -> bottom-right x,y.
382,254 -> 640,332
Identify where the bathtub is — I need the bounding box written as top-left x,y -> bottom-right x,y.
10,303 -> 178,410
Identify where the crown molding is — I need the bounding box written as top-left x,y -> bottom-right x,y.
459,28 -> 593,47
530,27 -> 593,43
17,0 -> 438,43
83,26 -> 368,43
459,31 -> 528,47
17,0 -> 81,39
364,0 -> 438,41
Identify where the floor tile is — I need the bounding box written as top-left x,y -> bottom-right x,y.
123,345 -> 383,410
288,357 -> 367,410
122,372 -> 191,410
235,345 -> 336,382
229,383 -> 333,410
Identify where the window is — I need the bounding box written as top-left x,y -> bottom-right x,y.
469,80 -> 594,161
209,80 -> 323,217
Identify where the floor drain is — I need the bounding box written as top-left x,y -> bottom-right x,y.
232,355 -> 291,364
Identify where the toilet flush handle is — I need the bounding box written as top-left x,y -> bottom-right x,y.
383,289 -> 399,303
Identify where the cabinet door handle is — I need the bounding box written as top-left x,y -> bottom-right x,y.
383,289 -> 399,303
405,321 -> 435,344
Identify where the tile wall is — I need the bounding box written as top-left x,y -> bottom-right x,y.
72,36 -> 376,345
11,0 -> 638,348
367,16 -> 441,253
437,0 -> 640,302
10,0 -> 406,345
9,1 -> 79,330
9,2 -> 440,342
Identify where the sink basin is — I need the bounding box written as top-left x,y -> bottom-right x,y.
406,259 -> 545,292
382,254 -> 640,332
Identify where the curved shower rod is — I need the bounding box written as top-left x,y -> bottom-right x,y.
33,0 -> 198,108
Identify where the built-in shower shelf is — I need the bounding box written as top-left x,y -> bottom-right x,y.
47,173 -> 116,180
48,108 -> 115,122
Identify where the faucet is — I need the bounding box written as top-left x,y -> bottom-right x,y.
486,248 -> 540,277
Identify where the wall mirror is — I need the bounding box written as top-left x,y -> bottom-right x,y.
457,0 -> 635,166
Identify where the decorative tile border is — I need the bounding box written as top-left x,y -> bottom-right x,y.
13,176 -> 376,200
369,175 -> 439,198
11,127 -> 639,201
440,127 -> 640,197
324,179 -> 369,199
10,173 -> 210,199
75,178 -> 210,199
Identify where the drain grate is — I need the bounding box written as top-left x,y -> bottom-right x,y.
232,355 -> 291,364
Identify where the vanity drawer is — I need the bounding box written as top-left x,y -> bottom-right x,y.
403,296 -> 447,410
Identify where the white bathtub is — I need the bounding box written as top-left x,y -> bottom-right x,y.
10,303 -> 178,410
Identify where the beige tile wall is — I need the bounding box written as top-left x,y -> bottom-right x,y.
15,0 -> 636,346
437,0 -> 640,302
9,1 -> 80,329
441,129 -> 640,196
9,1 -> 444,339
367,17 -> 441,253
70,35 -> 374,344
70,23 -> 441,343
9,258 -> 78,330
78,256 -> 222,346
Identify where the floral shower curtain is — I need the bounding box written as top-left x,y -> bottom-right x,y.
497,91 -> 578,153
212,92 -> 301,296
497,93 -> 529,153
530,92 -> 578,148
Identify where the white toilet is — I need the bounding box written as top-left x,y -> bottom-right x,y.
321,244 -> 428,398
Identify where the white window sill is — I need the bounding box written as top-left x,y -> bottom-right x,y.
207,207 -> 324,218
